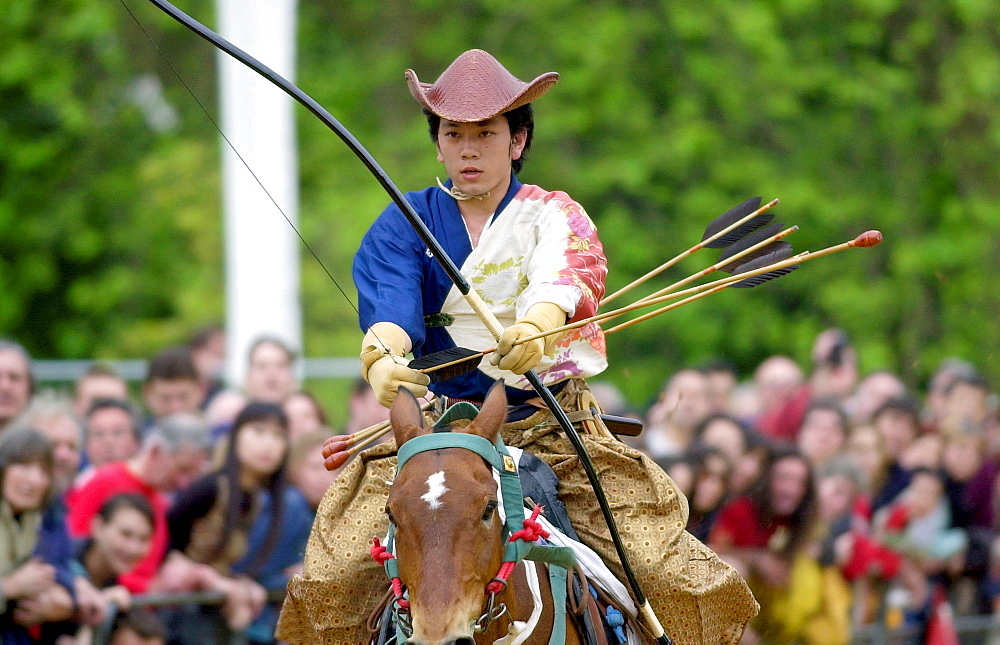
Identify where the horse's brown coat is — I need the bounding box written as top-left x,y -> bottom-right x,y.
388,385 -> 581,645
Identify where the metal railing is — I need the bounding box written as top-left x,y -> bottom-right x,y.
31,357 -> 358,382
90,589 -> 287,645
852,614 -> 998,645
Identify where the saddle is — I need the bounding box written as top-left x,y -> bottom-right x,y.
516,449 -> 638,645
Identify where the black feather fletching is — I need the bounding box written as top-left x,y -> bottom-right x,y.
702,197 -> 773,249
728,249 -> 799,288
730,265 -> 799,288
408,347 -> 484,383
734,244 -> 794,269
717,222 -> 792,273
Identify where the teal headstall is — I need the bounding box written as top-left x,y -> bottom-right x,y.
379,401 -> 576,644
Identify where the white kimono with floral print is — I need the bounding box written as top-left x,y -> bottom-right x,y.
440,183 -> 608,390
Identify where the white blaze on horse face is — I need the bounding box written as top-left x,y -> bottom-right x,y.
421,470 -> 449,510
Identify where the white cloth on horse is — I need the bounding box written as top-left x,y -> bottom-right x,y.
493,560 -> 544,645
498,446 -> 640,644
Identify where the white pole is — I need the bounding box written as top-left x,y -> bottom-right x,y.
217,0 -> 301,388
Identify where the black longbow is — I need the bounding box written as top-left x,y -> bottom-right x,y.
132,1 -> 673,640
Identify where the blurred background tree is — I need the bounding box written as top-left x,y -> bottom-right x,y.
1,0 -> 997,421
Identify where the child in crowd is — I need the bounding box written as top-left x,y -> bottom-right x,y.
874,468 -> 968,628
876,468 -> 967,565
814,457 -> 901,628
160,402 -> 308,645
77,494 -> 154,606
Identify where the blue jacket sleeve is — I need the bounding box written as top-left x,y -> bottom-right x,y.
34,504 -> 77,596
353,204 -> 430,348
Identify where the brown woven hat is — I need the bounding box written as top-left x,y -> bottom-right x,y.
405,49 -> 558,123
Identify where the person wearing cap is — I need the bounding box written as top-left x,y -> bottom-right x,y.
277,50 -> 758,644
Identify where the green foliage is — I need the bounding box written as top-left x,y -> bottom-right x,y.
1,0 -> 998,416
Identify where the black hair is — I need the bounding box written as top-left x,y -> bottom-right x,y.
86,397 -> 142,442
350,376 -> 370,398
699,357 -> 738,376
800,398 -> 850,435
693,413 -> 752,448
217,401 -> 289,576
97,492 -> 155,530
188,325 -> 224,351
944,370 -> 990,395
872,395 -> 921,425
746,444 -> 817,557
817,329 -> 852,369
144,346 -> 199,384
423,103 -> 535,174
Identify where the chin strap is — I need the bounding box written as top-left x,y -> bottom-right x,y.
436,176 -> 491,201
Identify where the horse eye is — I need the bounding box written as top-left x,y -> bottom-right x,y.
482,501 -> 498,521
385,506 -> 396,524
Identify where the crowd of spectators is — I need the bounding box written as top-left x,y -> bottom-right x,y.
601,328 -> 999,644
0,326 -> 995,645
0,332 -> 384,645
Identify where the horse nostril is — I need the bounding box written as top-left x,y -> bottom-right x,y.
445,640 -> 475,645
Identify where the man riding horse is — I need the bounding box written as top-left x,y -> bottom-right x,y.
277,49 -> 758,644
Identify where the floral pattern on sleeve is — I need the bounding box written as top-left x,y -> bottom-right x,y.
551,199 -> 606,323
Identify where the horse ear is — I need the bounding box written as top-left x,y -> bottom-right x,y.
390,388 -> 428,447
467,381 -> 507,442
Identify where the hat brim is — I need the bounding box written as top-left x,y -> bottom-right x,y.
405,56 -> 558,123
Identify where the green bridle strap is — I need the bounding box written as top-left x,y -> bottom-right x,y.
394,431 -> 527,549
547,564 -> 569,645
383,417 -> 578,643
391,431 -> 577,568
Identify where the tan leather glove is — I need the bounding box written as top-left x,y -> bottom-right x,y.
360,322 -> 429,407
490,302 -> 567,375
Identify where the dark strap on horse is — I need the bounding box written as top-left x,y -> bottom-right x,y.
518,451 -> 580,541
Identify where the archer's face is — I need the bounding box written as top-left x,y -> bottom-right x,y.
436,117 -> 525,198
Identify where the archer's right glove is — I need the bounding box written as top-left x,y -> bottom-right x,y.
360,322 -> 429,407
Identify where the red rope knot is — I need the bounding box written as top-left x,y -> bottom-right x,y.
370,537 -> 395,565
508,506 -> 549,544
371,540 -> 410,610
485,507 -> 550,596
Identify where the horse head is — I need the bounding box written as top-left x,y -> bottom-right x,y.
388,383 -> 509,645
